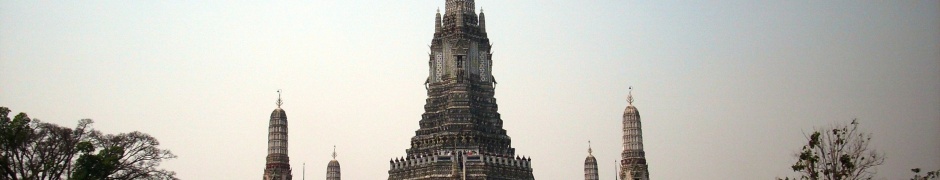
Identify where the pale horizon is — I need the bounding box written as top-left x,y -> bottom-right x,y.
1,1 -> 938,179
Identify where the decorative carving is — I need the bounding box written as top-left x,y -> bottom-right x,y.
263,90 -> 291,180
620,87 -> 649,180
389,1 -> 533,179
435,52 -> 443,82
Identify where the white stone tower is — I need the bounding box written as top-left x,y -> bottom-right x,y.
585,141 -> 599,180
326,146 -> 340,180
620,87 -> 649,180
264,90 -> 292,180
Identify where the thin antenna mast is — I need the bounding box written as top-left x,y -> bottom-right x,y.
615,160 -> 619,180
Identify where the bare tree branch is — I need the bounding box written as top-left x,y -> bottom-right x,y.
785,119 -> 885,180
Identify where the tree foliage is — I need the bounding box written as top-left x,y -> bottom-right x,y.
0,107 -> 177,180
72,146 -> 124,180
88,131 -> 178,179
781,119 -> 885,180
910,168 -> 940,180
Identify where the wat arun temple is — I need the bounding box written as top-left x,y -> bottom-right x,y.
262,0 -> 653,180
386,0 -> 536,179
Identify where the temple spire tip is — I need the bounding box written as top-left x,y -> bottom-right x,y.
588,140 -> 593,155
276,89 -> 283,108
627,86 -> 634,105
332,145 -> 337,159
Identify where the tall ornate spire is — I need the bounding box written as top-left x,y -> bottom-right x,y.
478,7 -> 486,33
390,0 -> 533,179
326,146 -> 341,180
264,89 -> 292,180
620,87 -> 648,180
435,8 -> 442,33
585,140 -> 599,180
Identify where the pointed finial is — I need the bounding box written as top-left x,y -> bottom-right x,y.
332,145 -> 337,159
588,140 -> 593,155
481,7 -> 484,13
276,89 -> 283,108
437,7 -> 440,13
627,86 -> 634,105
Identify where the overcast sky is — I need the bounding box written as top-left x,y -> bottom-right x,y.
2,0 -> 938,179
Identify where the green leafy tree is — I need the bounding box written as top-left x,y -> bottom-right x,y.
781,119 -> 885,180
72,146 -> 124,180
0,107 -> 91,180
0,107 -> 176,180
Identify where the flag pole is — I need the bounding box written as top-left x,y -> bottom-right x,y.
615,160 -> 619,180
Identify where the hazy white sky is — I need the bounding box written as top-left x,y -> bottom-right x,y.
2,0 -> 938,179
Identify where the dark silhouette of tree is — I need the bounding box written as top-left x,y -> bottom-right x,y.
89,131 -> 178,179
780,119 -> 885,180
910,168 -> 940,180
0,107 -> 92,180
72,145 -> 124,180
0,107 -> 176,180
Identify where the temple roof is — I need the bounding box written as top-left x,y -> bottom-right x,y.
328,159 -> 340,167
271,108 -> 286,118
